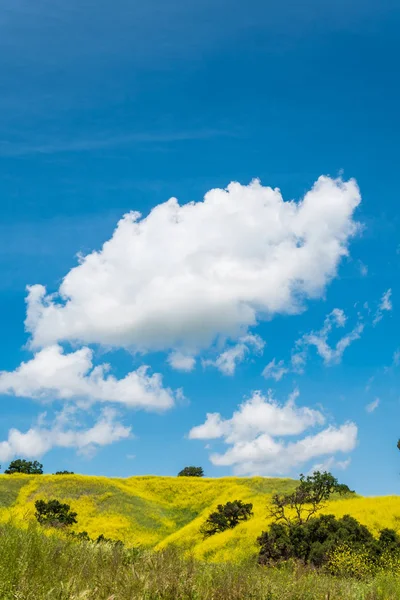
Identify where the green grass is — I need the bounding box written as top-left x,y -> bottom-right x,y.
0,521 -> 399,599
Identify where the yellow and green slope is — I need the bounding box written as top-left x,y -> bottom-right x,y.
0,474 -> 399,562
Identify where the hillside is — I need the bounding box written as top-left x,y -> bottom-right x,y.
0,474 -> 399,562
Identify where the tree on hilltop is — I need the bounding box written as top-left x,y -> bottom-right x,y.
54,471 -> 75,475
178,466 -> 204,477
5,459 -> 43,475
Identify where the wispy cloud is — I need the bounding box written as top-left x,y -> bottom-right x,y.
265,291 -> 393,381
373,289 -> 392,325
366,398 -> 380,413
0,129 -> 235,157
262,358 -> 288,381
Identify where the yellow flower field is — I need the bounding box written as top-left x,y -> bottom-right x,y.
0,474 -> 399,563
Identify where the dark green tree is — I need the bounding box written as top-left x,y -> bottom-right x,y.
258,513 -> 400,567
269,471 -> 353,528
35,499 -> 77,528
200,500 -> 253,537
54,471 -> 75,475
5,459 -> 43,475
177,466 -> 204,477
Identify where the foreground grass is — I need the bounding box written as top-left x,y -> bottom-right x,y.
0,523 -> 400,599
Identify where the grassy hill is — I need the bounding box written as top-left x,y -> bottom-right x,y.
0,474 -> 399,563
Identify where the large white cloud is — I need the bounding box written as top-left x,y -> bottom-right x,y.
25,176 -> 361,354
0,345 -> 176,410
189,390 -> 357,476
0,407 -> 131,462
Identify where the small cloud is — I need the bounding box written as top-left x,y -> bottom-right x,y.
294,308 -> 363,367
373,289 -> 392,325
203,334 -> 265,376
126,454 -> 136,460
358,261 -> 368,277
167,352 -> 196,372
381,289 -> 393,311
310,456 -> 351,474
262,358 -> 288,381
366,398 -> 380,413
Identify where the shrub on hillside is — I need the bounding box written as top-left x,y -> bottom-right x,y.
35,499 -> 78,528
177,466 -> 204,477
200,500 -> 253,537
258,513 -> 400,568
54,470 -> 75,475
70,530 -> 124,547
5,459 -> 43,474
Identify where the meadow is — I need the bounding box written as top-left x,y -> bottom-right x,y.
1,521 -> 400,599
0,473 -> 400,565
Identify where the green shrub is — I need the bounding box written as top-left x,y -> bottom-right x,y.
178,466 -> 204,477
35,498 -> 78,528
200,500 -> 253,537
54,470 -> 75,475
258,513 -> 400,568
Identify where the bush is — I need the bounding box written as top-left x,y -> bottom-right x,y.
54,470 -> 74,475
178,466 -> 204,477
200,500 -> 253,537
35,499 -> 78,528
70,530 -> 124,547
5,459 -> 43,474
258,513 -> 400,569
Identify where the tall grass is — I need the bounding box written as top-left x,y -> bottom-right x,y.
0,522 -> 399,599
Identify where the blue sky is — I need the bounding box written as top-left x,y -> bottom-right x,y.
0,0 -> 399,495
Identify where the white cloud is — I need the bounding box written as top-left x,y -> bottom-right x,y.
203,333 -> 265,375
310,456 -> 351,474
380,289 -> 393,312
189,390 -> 357,476
25,176 -> 361,355
270,308 -> 363,381
262,358 -> 289,381
366,398 -> 380,413
167,352 -> 196,372
373,289 -> 392,325
293,308 -> 363,367
0,407 -> 131,462
359,261 -> 368,277
0,345 -> 176,411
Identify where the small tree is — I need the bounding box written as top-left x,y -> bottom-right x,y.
5,459 -> 43,475
269,471 -> 353,528
200,500 -> 253,537
35,499 -> 77,528
54,471 -> 74,475
177,466 -> 204,477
